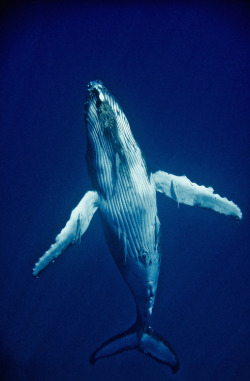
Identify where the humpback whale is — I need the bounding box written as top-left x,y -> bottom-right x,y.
33,80 -> 242,373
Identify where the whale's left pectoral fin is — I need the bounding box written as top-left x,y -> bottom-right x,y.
33,191 -> 99,276
153,171 -> 242,220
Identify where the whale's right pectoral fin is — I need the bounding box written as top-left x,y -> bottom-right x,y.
33,191 -> 99,276
153,171 -> 242,220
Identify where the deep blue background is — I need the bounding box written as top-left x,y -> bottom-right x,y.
0,1 -> 249,380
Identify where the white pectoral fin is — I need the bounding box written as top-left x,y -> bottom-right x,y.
153,171 -> 242,220
33,191 -> 99,276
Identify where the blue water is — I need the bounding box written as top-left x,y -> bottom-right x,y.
1,2 -> 249,380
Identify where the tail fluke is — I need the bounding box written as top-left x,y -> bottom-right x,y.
90,325 -> 179,373
33,191 -> 99,276
89,325 -> 138,365
139,326 -> 179,373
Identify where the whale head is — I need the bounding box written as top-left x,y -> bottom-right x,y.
85,81 -> 145,195
85,80 -> 133,150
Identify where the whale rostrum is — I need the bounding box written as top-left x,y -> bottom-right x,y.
33,80 -> 242,373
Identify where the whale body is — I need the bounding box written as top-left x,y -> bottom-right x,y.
33,81 -> 242,373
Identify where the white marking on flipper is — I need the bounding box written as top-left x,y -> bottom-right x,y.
170,180 -> 179,208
